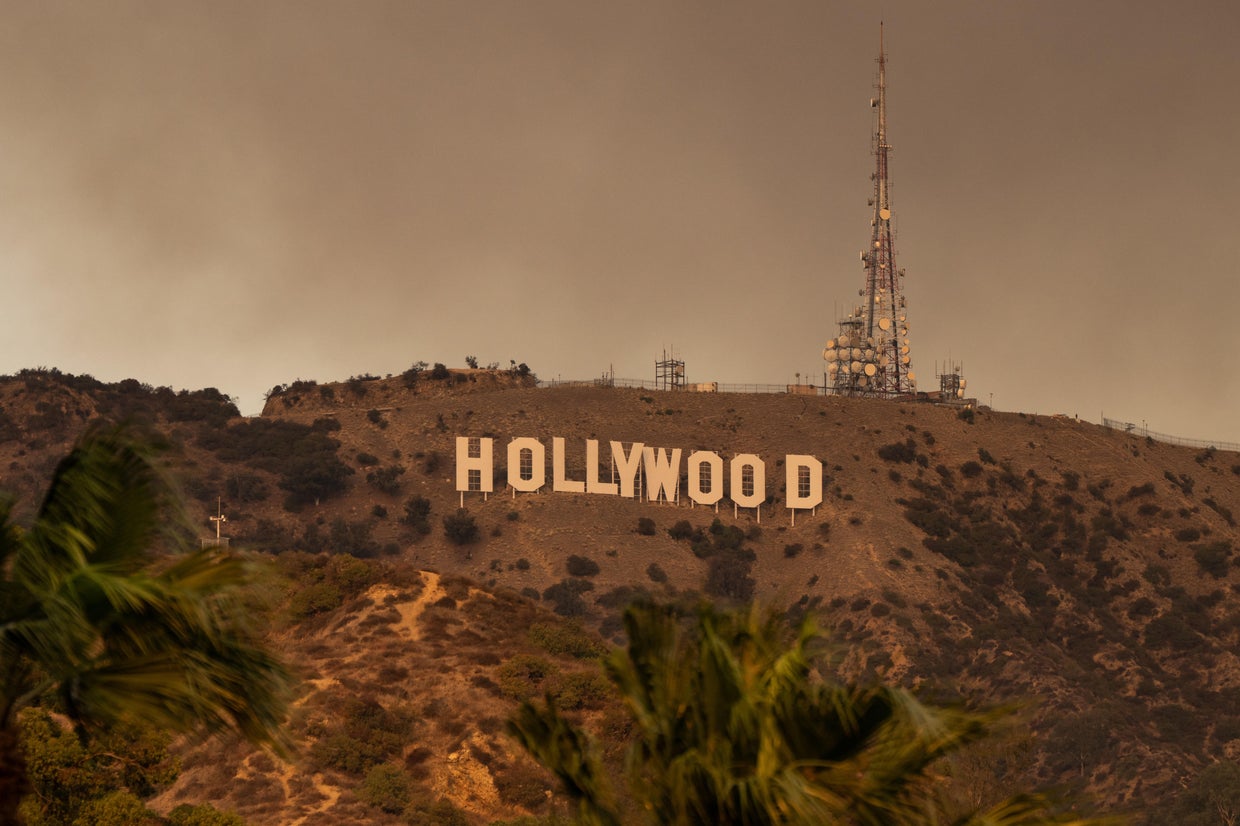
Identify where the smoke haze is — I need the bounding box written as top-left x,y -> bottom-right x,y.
0,1 -> 1236,441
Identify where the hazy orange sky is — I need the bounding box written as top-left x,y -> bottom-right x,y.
1,1 -> 1236,441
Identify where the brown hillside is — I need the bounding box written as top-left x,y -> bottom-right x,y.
3,367 -> 1239,823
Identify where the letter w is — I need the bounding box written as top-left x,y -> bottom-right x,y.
642,447 -> 682,504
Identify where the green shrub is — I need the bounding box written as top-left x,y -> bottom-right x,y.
667,520 -> 696,541
168,803 -> 247,825
566,555 -> 600,577
543,578 -> 594,617
636,517 -> 656,535
1145,615 -> 1198,651
553,671 -> 612,710
224,473 -> 270,503
401,496 -> 432,534
498,655 -> 558,700
705,548 -> 756,603
310,696 -> 413,775
528,623 -> 605,659
877,439 -> 917,463
358,763 -> 411,814
960,461 -> 983,478
357,452 -> 380,466
1193,541 -> 1233,579
288,582 -> 343,619
72,791 -> 157,826
366,465 -> 406,495
646,563 -> 668,583
443,509 -> 479,545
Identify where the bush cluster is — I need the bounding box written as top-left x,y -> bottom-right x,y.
442,509 -> 479,545
401,496 -> 432,535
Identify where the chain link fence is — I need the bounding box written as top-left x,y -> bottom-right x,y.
1101,417 -> 1240,453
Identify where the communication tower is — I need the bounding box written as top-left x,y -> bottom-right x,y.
824,23 -> 916,398
935,360 -> 971,404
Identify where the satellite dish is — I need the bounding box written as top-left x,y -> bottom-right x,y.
827,338 -> 836,349
960,379 -> 968,389
899,314 -> 906,322
901,355 -> 911,365
840,362 -> 851,374
852,348 -> 864,360
858,376 -> 870,388
851,361 -> 864,374
838,334 -> 850,347
874,240 -> 881,249
864,363 -> 877,377
879,208 -> 891,220
957,389 -> 965,398
827,362 -> 839,374
879,317 -> 892,331
879,355 -> 890,367
822,348 -> 833,361
900,346 -> 910,355
907,371 -> 916,382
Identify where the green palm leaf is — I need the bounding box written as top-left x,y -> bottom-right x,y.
0,426 -> 292,823
510,599 -> 1118,826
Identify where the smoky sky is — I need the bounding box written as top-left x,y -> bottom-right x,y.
1,1 -> 1237,441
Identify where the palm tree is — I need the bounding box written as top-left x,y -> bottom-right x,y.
0,426 -> 291,824
509,600 -> 1116,826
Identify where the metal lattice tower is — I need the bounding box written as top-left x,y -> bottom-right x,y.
825,23 -> 916,397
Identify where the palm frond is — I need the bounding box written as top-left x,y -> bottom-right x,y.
0,425 -> 291,751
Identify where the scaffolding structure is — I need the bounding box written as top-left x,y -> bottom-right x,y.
655,349 -> 685,391
824,23 -> 916,398
935,359 -> 972,405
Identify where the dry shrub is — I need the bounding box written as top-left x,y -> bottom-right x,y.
497,655 -> 558,700
465,650 -> 502,667
358,608 -> 401,628
494,759 -> 554,811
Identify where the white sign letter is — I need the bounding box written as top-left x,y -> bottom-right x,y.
729,453 -> 766,508
586,439 -> 618,495
687,450 -> 724,506
507,437 -> 546,492
785,455 -> 823,510
455,437 -> 494,493
642,446 -> 682,503
553,437 -> 585,493
611,441 -> 645,498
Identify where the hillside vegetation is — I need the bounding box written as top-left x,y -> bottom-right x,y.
2,365 -> 1239,824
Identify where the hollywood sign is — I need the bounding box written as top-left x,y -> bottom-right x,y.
455,437 -> 823,520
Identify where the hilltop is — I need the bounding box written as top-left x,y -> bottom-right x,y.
2,365 -> 1239,824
